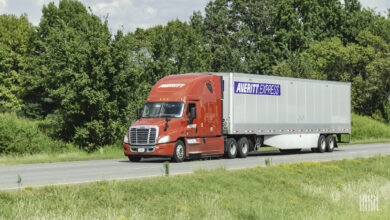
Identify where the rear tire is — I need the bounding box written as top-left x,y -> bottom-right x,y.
237,137 -> 249,158
172,140 -> 186,162
128,156 -> 142,162
225,138 -> 237,159
325,135 -> 335,152
317,135 -> 326,153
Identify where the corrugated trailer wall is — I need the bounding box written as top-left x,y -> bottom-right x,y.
217,73 -> 351,135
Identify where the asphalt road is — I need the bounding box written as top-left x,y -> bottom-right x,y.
1,143 -> 389,190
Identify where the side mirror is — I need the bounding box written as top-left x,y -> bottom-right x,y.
190,107 -> 196,119
125,117 -> 130,123
164,117 -> 171,131
136,107 -> 142,119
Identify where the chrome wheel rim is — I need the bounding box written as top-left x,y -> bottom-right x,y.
321,139 -> 326,151
230,143 -> 236,155
329,139 -> 334,150
176,144 -> 184,159
242,143 -> 248,154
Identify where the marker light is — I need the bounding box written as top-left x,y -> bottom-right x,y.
123,133 -> 129,144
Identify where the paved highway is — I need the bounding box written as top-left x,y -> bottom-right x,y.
0,143 -> 389,190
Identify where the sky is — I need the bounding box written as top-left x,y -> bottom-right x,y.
0,0 -> 389,33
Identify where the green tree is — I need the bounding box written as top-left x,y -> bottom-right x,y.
31,0 -> 139,149
198,0 -> 277,74
301,31 -> 390,121
0,14 -> 35,111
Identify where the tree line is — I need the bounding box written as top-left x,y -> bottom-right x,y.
0,0 -> 389,150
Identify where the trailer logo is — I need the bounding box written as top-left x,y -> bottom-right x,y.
158,84 -> 185,88
234,81 -> 280,96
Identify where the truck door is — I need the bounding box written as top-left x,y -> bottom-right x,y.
186,101 -> 204,154
185,102 -> 199,138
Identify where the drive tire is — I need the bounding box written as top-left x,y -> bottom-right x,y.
237,137 -> 249,158
317,135 -> 326,153
128,156 -> 142,162
225,138 -> 237,159
172,140 -> 186,163
325,135 -> 335,152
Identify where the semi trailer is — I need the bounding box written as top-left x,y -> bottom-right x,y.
123,73 -> 351,162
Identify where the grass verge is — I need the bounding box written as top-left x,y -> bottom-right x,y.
351,113 -> 390,141
0,146 -> 123,165
1,156 -> 389,219
347,138 -> 390,145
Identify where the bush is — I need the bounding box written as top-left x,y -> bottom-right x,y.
351,113 -> 390,141
0,113 -> 74,155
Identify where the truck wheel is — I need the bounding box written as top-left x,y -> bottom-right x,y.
225,138 -> 237,159
172,140 -> 186,162
317,135 -> 326,153
325,135 -> 335,152
128,156 -> 142,162
237,137 -> 249,158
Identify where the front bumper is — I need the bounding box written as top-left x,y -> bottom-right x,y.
123,142 -> 175,157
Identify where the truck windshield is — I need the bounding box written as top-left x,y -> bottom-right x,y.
142,102 -> 184,118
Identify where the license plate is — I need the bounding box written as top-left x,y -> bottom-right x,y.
138,148 -> 145,153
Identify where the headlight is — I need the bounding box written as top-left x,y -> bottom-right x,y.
158,135 -> 170,144
123,133 -> 129,144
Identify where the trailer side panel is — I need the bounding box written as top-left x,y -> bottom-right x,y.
218,73 -> 351,135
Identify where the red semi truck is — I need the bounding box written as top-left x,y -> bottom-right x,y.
123,73 -> 351,162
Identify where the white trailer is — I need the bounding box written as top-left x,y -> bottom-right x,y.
217,73 -> 351,153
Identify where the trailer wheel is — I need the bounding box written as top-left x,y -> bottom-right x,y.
317,135 -> 326,153
128,156 -> 142,162
172,140 -> 186,162
325,135 -> 335,152
237,137 -> 249,158
225,138 -> 237,159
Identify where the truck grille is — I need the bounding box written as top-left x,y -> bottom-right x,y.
129,126 -> 158,145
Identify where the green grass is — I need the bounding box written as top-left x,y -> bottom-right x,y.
0,112 -> 82,155
0,112 -> 389,166
0,112 -> 124,165
0,145 -> 123,165
0,156 -> 389,219
351,113 -> 390,142
348,138 -> 390,145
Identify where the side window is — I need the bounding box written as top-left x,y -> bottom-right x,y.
206,82 -> 213,93
186,103 -> 196,118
